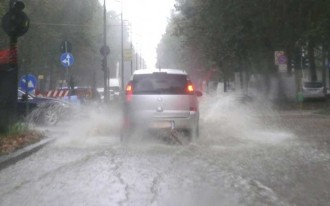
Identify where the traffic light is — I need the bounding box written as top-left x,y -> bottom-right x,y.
1,1 -> 30,37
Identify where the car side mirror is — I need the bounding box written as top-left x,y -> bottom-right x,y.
195,90 -> 203,97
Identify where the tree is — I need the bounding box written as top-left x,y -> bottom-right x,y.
160,0 -> 330,93
10,0 -> 132,90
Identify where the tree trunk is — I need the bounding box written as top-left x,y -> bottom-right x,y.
322,47 -> 327,95
308,39 -> 317,81
0,37 -> 19,133
286,49 -> 293,76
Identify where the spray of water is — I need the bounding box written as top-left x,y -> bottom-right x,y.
29,90 -> 296,150
50,103 -> 123,148
199,92 -> 295,147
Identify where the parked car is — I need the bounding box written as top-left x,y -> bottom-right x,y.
97,86 -> 120,102
302,81 -> 326,100
17,89 -> 72,125
109,78 -> 121,101
109,86 -> 121,101
121,69 -> 202,142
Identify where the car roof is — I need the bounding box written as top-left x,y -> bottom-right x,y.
133,68 -> 187,76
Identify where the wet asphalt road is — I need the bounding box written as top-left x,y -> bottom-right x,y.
0,96 -> 329,206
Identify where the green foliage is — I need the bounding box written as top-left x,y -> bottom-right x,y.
158,0 -> 330,77
0,0 -> 5,17
0,0 -> 7,46
0,122 -> 28,137
156,14 -> 208,71
8,122 -> 28,135
1,0 -> 131,88
157,21 -> 184,68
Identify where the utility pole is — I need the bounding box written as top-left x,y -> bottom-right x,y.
120,0 -> 124,91
130,25 -> 133,75
322,47 -> 327,96
100,0 -> 110,103
136,50 -> 138,70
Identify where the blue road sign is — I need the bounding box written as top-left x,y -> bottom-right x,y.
19,74 -> 37,92
60,52 -> 74,68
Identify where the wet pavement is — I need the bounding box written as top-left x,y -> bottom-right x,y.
0,96 -> 329,206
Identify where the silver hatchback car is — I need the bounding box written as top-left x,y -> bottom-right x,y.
121,69 -> 202,141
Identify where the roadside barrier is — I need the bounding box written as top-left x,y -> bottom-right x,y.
46,90 -> 70,98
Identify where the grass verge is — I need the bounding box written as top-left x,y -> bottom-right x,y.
0,123 -> 45,155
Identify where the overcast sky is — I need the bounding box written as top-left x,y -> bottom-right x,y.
105,0 -> 175,68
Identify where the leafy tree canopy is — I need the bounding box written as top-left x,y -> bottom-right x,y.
1,0 -> 132,89
158,0 -> 330,79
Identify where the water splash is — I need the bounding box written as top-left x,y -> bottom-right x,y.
199,93 -> 294,146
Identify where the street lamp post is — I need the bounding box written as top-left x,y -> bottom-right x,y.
120,0 -> 124,91
101,0 -> 110,103
130,26 -> 133,75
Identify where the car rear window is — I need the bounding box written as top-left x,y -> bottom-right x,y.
133,73 -> 188,95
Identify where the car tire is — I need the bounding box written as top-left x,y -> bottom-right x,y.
43,110 -> 59,125
188,124 -> 199,142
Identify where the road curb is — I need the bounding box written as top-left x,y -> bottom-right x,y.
278,111 -> 330,118
0,137 -> 55,171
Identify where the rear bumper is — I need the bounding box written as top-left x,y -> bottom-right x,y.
126,111 -> 199,131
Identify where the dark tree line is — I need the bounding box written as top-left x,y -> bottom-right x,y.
157,0 -> 330,87
0,0 -> 133,90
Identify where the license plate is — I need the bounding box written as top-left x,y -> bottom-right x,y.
150,121 -> 172,129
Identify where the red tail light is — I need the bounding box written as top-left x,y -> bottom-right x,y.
126,81 -> 133,101
126,84 -> 133,95
186,80 -> 194,94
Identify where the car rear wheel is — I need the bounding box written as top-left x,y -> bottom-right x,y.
188,124 -> 199,142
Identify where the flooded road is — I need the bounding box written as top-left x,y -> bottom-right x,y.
0,95 -> 329,206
